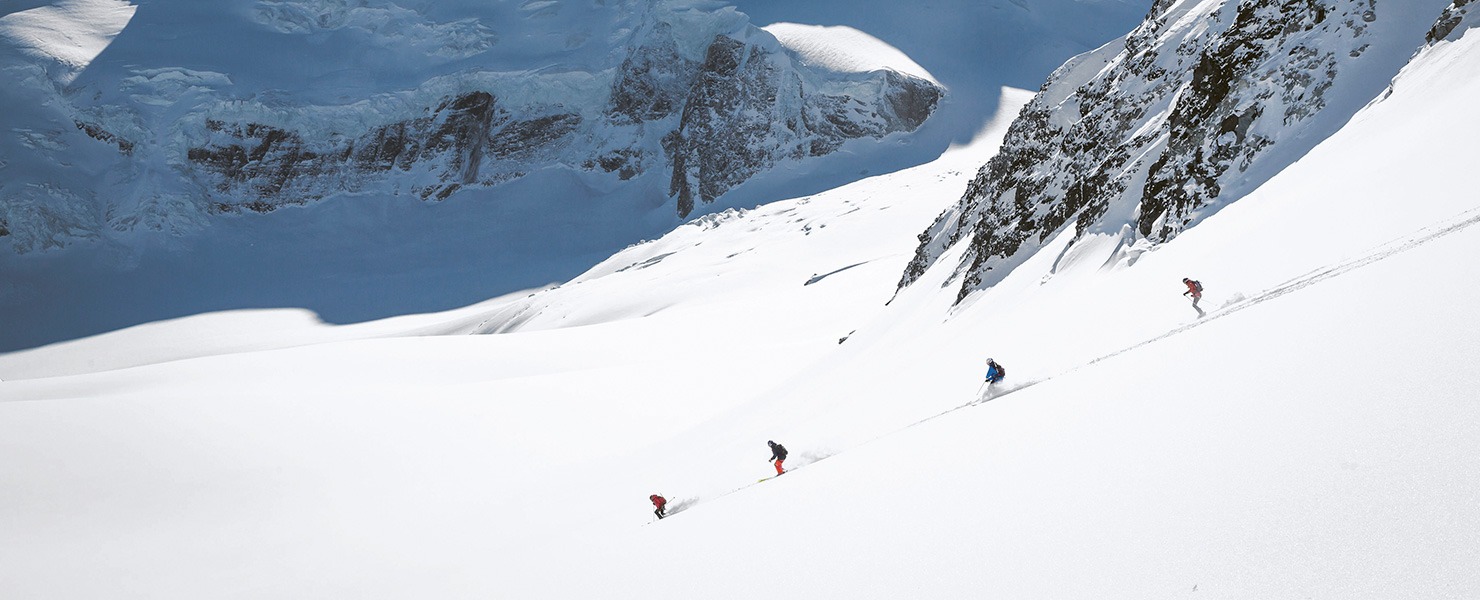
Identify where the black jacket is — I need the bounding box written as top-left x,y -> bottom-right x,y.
768,443 -> 788,461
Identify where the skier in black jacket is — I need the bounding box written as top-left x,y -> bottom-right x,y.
767,440 -> 788,475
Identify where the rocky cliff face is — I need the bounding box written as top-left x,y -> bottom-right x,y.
664,36 -> 941,216
182,20 -> 941,220
899,0 -> 1457,302
0,1 -> 941,251
187,92 -> 582,209
1427,0 -> 1475,43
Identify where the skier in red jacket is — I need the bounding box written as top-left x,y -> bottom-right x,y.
650,494 -> 667,519
1182,278 -> 1205,316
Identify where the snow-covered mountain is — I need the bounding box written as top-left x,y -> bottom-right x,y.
900,0 -> 1457,300
0,0 -> 1143,353
1,0 -> 943,251
3,1 -> 1478,598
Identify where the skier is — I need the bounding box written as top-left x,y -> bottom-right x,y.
767,440 -> 788,475
650,494 -> 667,519
1182,277 -> 1205,315
984,358 -> 1005,384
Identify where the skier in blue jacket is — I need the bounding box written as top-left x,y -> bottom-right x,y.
984,358 -> 1005,384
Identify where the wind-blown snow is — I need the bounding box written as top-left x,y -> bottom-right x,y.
763,22 -> 938,83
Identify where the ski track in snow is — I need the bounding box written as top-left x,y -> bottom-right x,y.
646,455 -> 836,521
1078,205 -> 1480,372
668,205 -> 1480,517
921,205 -> 1480,426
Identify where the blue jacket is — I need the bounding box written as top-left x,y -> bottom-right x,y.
985,363 -> 1004,382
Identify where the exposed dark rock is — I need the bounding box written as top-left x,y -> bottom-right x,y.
1140,0 -> 1327,241
668,36 -> 785,217
188,91 -> 580,211
74,121 -> 134,156
487,113 -> 582,161
608,21 -> 700,124
665,35 -> 942,217
427,91 -> 498,184
1427,0 -> 1473,43
881,71 -> 944,130
586,148 -> 646,180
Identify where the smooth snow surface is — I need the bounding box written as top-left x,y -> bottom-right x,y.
3,2 -> 1479,599
764,23 -> 937,83
0,0 -> 136,83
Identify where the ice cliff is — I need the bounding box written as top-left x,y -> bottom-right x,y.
0,0 -> 942,251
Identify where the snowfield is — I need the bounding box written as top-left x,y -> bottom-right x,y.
763,23 -> 938,83
3,1 -> 1480,598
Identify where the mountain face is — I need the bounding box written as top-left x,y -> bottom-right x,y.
898,0 -> 1455,301
662,36 -> 941,217
0,0 -> 941,251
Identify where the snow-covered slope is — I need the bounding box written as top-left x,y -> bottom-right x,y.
3,4 -> 1479,596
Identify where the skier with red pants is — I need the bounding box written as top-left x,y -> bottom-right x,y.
650,494 -> 667,519
767,440 -> 788,475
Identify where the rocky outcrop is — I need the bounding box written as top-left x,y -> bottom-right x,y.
900,0 -> 1453,302
665,36 -> 941,217
665,36 -> 790,218
1138,0 -> 1331,242
74,121 -> 134,156
187,92 -> 581,210
1427,0 -> 1473,43
608,21 -> 700,125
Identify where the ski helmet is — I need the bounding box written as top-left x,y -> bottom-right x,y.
986,358 -> 994,364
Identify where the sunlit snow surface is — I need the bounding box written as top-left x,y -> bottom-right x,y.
2,2 -> 1480,599
0,0 -> 135,82
764,22 -> 938,83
